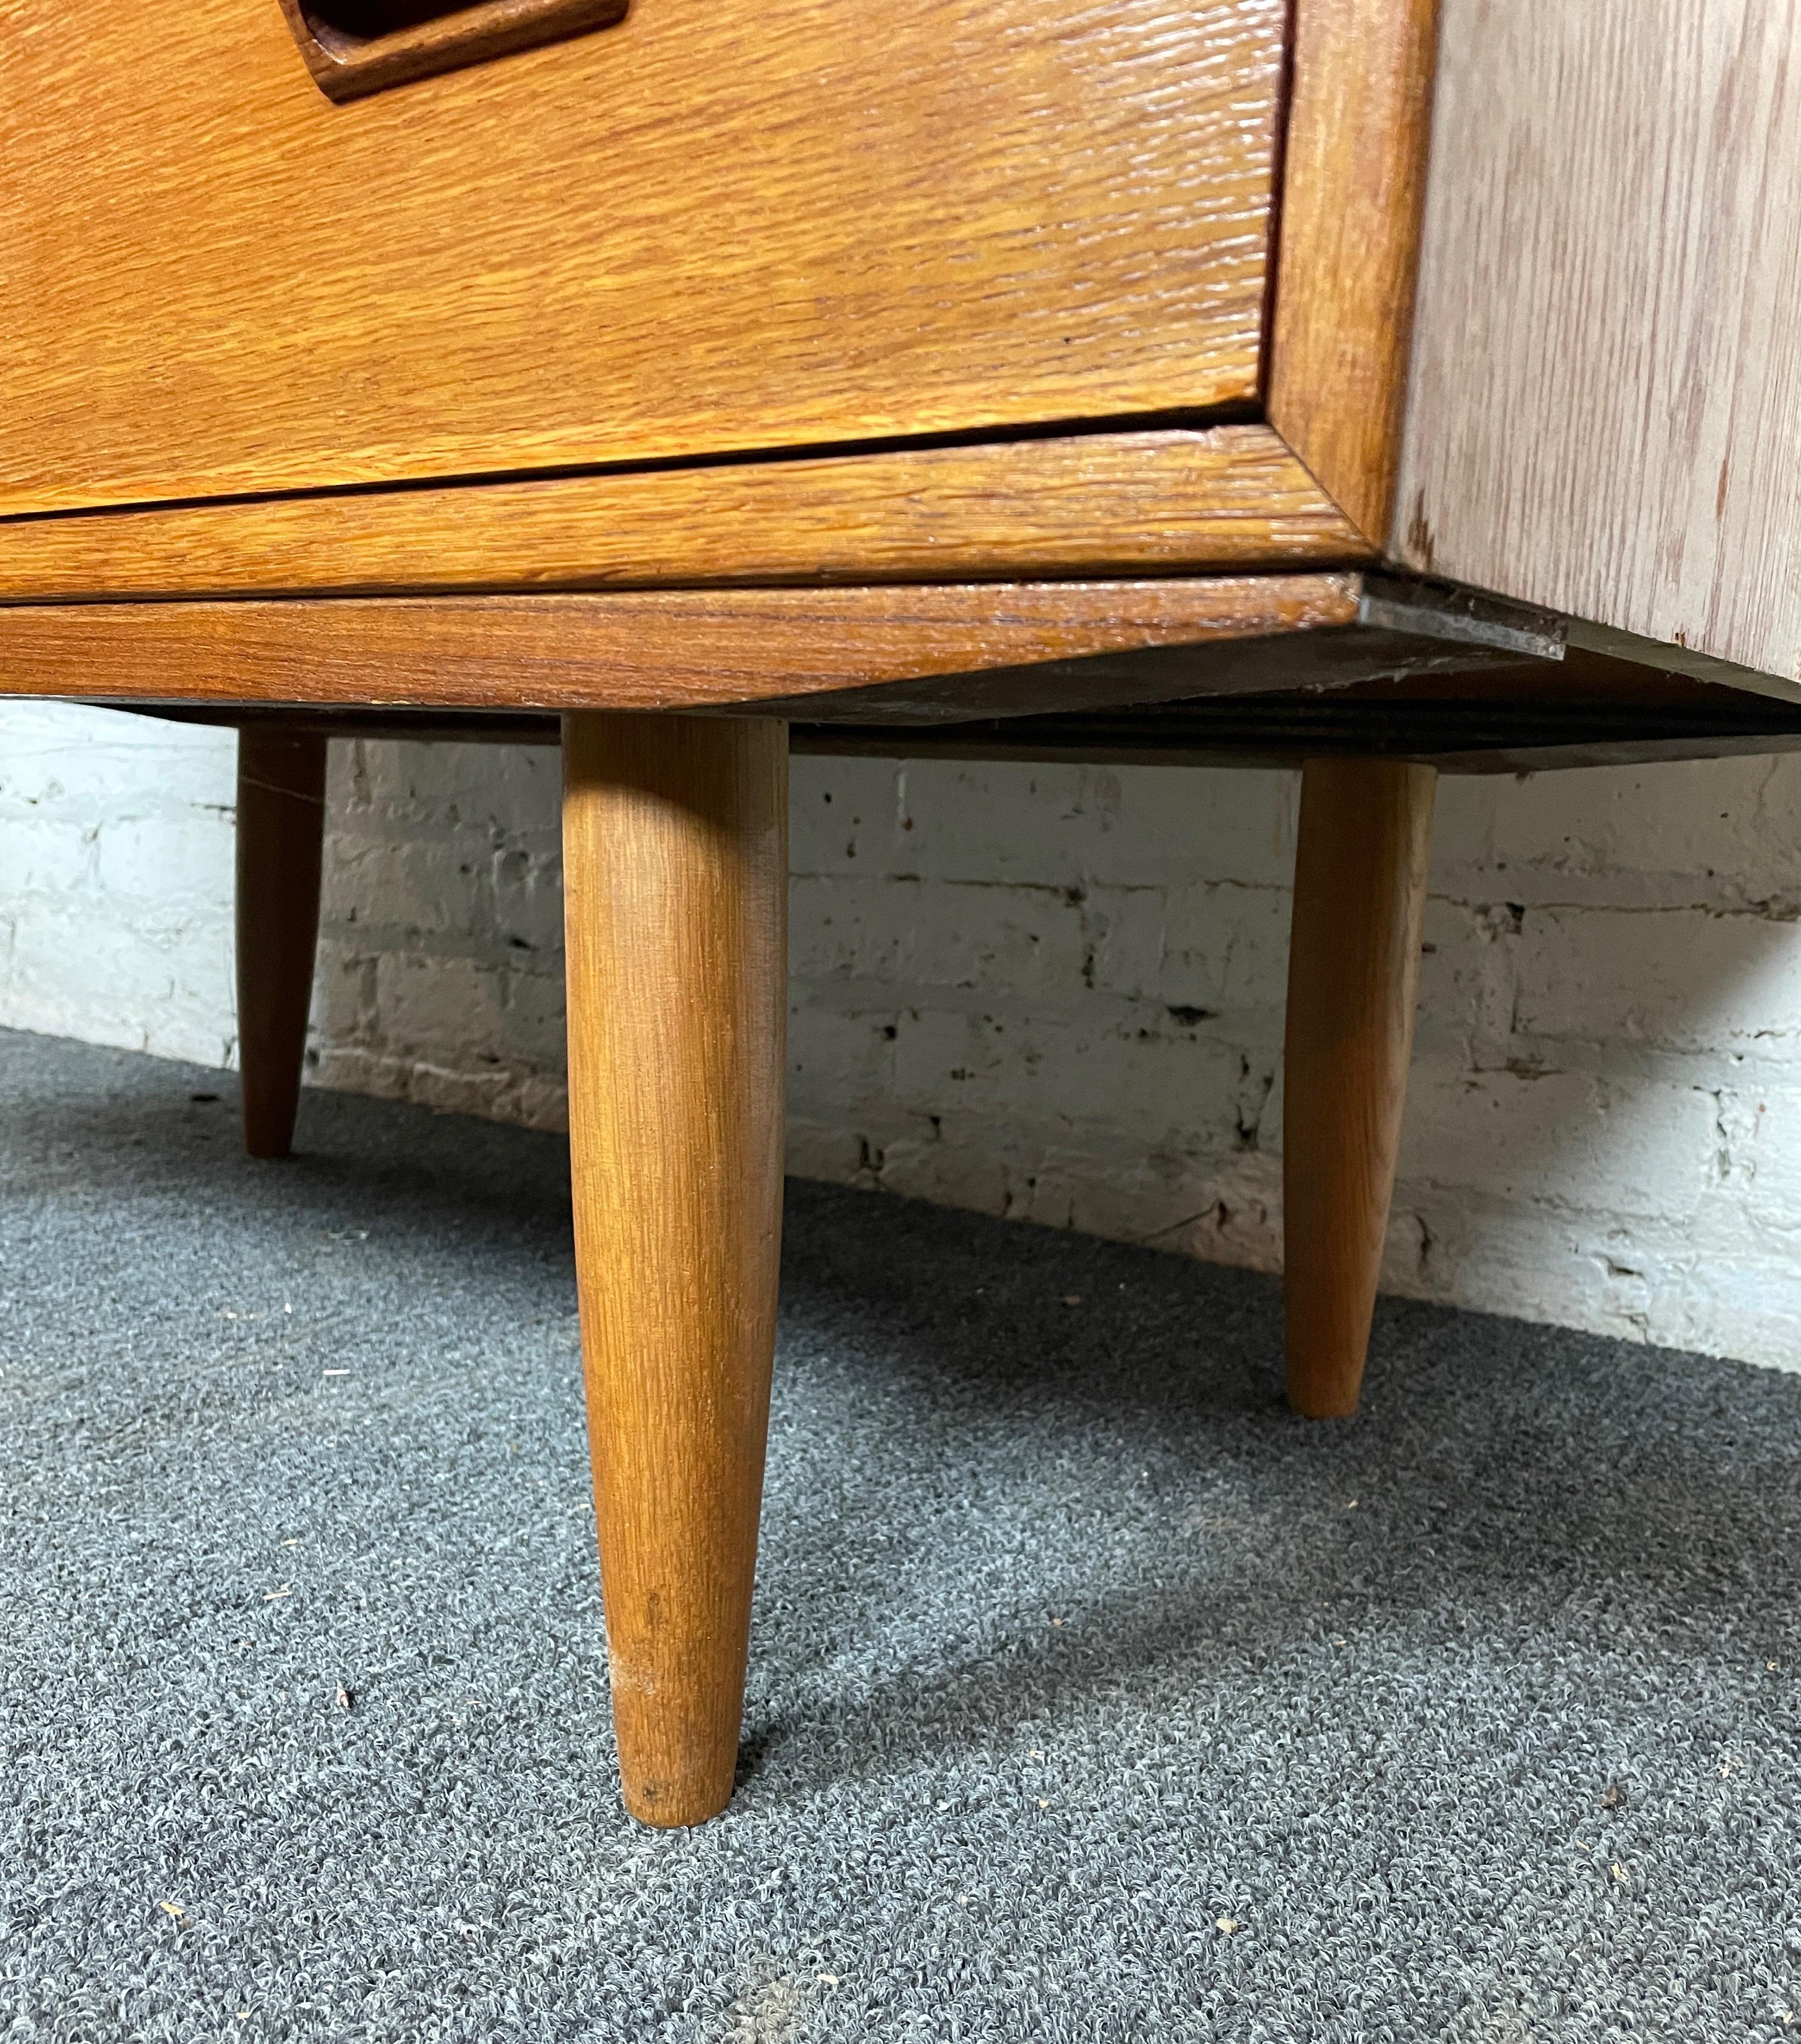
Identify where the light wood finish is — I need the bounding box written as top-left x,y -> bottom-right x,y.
235,729 -> 329,1160
1,0 -> 1282,516
0,430 -> 1370,603
0,578 -> 1369,718
1395,0 -> 1801,684
1269,0 -> 1441,543
1283,758 -> 1437,1418
562,712 -> 787,1827
0,576 -> 1571,724
277,0 -> 628,103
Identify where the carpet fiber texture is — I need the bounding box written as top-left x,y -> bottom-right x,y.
3,1026 -> 1801,2042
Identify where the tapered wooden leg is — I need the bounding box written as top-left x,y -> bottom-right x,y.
562,712 -> 787,1827
235,728 -> 328,1160
1283,758 -> 1437,1418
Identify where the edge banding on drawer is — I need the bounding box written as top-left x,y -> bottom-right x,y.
276,0 -> 630,101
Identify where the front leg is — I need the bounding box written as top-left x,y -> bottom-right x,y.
561,712 -> 787,1826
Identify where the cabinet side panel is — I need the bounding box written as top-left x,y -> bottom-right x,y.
1394,0 -> 1801,684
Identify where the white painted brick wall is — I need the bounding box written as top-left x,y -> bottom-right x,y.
6,698 -> 1801,1370
0,703 -> 238,1066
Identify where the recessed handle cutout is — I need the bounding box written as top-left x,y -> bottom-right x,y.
277,0 -> 629,102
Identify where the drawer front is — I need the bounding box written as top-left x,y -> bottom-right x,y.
1,0 -> 1283,516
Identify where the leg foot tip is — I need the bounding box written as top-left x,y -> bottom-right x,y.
1288,1391 -> 1363,1420
623,1780 -> 736,1828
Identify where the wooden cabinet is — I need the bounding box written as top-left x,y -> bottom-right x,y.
5,0 -> 1799,1827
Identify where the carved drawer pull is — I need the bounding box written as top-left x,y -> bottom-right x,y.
276,0 -> 630,102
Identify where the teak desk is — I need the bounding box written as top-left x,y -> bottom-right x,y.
5,0 -> 1798,1824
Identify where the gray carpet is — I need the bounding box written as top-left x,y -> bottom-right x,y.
3,1027 -> 1800,2042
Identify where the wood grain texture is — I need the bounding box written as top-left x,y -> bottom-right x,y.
278,0 -> 628,102
0,0 -> 1280,516
1283,757 -> 1436,1417
235,730 -> 329,1160
0,578 -> 1367,720
0,431 -> 1372,602
1394,0 -> 1801,683
562,713 -> 787,1826
1268,0 -> 1441,542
